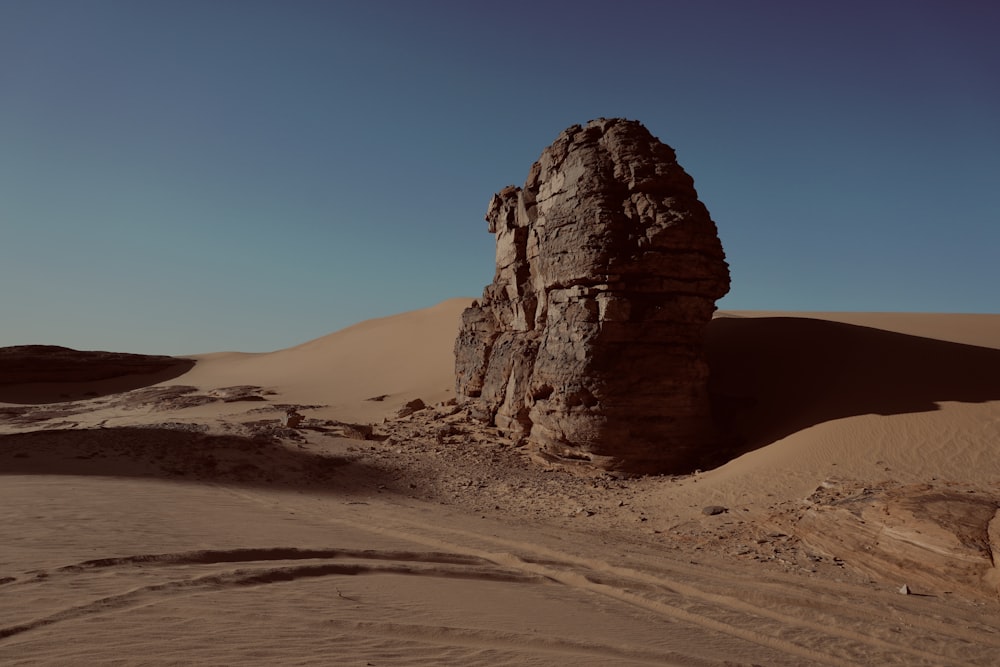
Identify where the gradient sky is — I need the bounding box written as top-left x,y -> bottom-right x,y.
2,1 -> 998,355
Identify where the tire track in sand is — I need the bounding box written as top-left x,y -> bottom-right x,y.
222,487 -> 996,667
0,550 -> 546,641
0,549 -> 721,665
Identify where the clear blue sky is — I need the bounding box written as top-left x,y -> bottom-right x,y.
2,1 -> 997,354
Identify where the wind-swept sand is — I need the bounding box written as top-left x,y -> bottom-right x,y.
2,300 -> 999,665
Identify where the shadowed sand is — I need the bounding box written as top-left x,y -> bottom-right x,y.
2,300 -> 999,666
707,316 -> 1000,463
0,426 -> 391,493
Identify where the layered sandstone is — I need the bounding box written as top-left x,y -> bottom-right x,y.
455,118 -> 730,473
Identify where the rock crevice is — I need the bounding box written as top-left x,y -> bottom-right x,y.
455,118 -> 729,473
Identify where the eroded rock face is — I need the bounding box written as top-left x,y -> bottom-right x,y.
455,118 -> 730,473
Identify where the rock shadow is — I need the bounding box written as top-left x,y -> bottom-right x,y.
705,317 -> 1000,465
0,427 -> 393,495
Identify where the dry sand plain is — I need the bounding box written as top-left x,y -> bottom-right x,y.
2,298 -> 1000,665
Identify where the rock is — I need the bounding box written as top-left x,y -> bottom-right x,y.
435,424 -> 462,442
281,409 -> 304,428
435,404 -> 463,418
340,423 -> 374,440
395,398 -> 426,418
899,583 -> 911,595
0,345 -> 196,404
702,505 -> 729,516
455,118 -> 730,473
0,345 -> 193,386
796,484 -> 1000,600
216,385 -> 268,402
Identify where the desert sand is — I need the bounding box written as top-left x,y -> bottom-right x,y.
2,298 -> 999,665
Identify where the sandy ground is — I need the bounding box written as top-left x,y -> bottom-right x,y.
2,298 -> 1000,666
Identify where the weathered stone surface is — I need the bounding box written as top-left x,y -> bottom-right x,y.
455,118 -> 729,473
281,409 -> 304,428
796,482 -> 1000,600
395,398 -> 427,418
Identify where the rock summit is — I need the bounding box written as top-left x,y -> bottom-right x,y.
455,118 -> 730,473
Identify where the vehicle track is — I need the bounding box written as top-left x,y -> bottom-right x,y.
4,485 -> 997,666
0,550 -> 545,641
221,487 -> 999,666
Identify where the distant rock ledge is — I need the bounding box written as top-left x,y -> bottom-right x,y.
0,345 -> 195,404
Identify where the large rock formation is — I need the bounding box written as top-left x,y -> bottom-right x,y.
455,118 -> 730,474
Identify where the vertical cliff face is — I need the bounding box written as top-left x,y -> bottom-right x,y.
455,118 -> 730,473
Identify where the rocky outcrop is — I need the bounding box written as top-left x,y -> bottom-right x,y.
281,408 -> 304,428
795,482 -> 1000,601
0,345 -> 196,404
0,345 -> 193,385
455,118 -> 729,473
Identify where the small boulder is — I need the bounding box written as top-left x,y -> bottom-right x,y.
340,423 -> 374,440
395,398 -> 426,418
281,409 -> 304,428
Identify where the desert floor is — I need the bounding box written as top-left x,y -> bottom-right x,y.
2,299 -> 1000,666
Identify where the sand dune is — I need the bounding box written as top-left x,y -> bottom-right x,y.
2,302 -> 999,665
176,298 -> 472,423
707,314 -> 1000,462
